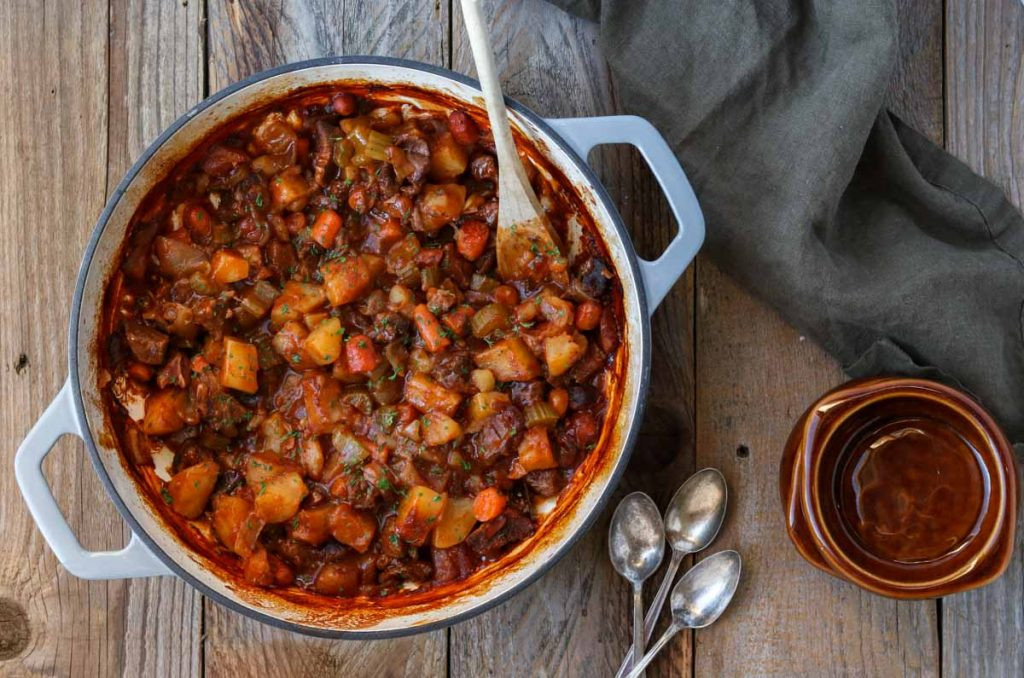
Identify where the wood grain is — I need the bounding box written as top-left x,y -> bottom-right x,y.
886,0 -> 945,143
694,266 -> 939,677
449,1 -> 695,676
203,2 -> 449,675
0,0 -> 122,676
2,0 -> 1023,675
692,0 -> 943,675
107,0 -> 206,675
943,1 -> 1024,675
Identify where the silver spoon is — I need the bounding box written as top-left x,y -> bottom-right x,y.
624,550 -> 743,678
609,492 -> 665,677
614,468 -> 728,678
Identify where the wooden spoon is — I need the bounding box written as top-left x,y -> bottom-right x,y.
459,0 -> 564,284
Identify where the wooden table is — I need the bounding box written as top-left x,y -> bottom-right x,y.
1,1 -> 1021,675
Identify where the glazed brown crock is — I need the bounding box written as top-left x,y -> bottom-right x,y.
781,377 -> 1018,599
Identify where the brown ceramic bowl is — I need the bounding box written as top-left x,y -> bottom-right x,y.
781,377 -> 1018,598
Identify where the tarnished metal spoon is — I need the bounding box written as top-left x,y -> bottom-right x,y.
609,492 -> 665,677
614,469 -> 728,678
624,550 -> 742,678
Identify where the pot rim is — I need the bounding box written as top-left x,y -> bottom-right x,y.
66,55 -> 653,637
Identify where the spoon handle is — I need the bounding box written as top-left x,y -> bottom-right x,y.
624,624 -> 681,678
632,583 -> 645,677
614,549 -> 684,678
458,0 -> 532,195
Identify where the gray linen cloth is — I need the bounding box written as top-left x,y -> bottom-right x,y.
550,0 -> 1024,445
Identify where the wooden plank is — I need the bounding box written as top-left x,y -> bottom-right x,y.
203,2 -> 449,675
693,0 -> 943,675
0,1 -> 121,676
107,0 -> 206,675
449,1 -> 695,676
885,0 -> 945,143
943,1 -> 1024,675
694,268 -> 939,677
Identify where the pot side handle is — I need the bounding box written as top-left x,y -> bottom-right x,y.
545,115 -> 705,314
15,378 -> 171,579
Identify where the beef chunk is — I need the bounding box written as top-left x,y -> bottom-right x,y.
431,543 -> 476,583
432,350 -> 474,393
465,508 -> 534,558
369,312 -> 411,344
312,119 -> 336,186
378,558 -> 433,587
470,154 -> 497,182
509,381 -> 545,410
575,257 -> 612,299
468,406 -> 524,464
123,320 -> 169,365
156,351 -> 190,389
525,469 -> 564,497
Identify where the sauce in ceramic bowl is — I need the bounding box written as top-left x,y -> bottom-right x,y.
781,378 -> 1017,598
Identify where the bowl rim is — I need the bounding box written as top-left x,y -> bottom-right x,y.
65,56 -> 653,637
794,377 -> 1017,598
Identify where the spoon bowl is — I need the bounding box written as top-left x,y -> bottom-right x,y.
609,492 -> 665,676
670,549 -> 742,628
624,550 -> 742,678
665,468 -> 728,553
614,469 -> 728,678
609,492 -> 666,582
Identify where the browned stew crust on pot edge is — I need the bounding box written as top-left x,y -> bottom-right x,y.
100,87 -> 623,599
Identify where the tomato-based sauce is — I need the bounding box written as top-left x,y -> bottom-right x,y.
99,86 -> 623,599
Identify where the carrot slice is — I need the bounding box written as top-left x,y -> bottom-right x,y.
310,208 -> 342,248
473,487 -> 507,522
413,304 -> 451,353
344,334 -> 381,374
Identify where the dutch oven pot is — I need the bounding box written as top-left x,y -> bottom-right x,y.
14,57 -> 704,638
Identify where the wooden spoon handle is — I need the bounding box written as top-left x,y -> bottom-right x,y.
459,0 -> 533,198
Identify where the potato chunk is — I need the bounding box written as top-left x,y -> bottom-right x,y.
396,485 -> 446,546
429,133 -> 469,181
304,317 -> 344,365
416,184 -> 466,232
517,426 -> 558,472
330,503 -> 378,553
403,373 -> 463,416
290,504 -> 334,546
421,411 -> 463,447
467,391 -> 511,423
210,249 -> 250,284
432,496 -> 477,549
211,493 -> 255,555
543,333 -> 587,377
142,388 -> 187,435
474,337 -> 541,382
253,471 -> 308,524
221,337 -> 259,394
321,255 -> 372,306
271,281 -> 327,326
166,460 -> 219,519
245,453 -> 308,524
301,373 -> 346,433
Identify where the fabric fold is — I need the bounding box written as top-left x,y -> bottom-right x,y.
546,0 -> 1024,443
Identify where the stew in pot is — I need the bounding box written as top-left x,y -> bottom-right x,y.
100,87 -> 623,598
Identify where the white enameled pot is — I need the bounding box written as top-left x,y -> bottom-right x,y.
14,57 -> 703,637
